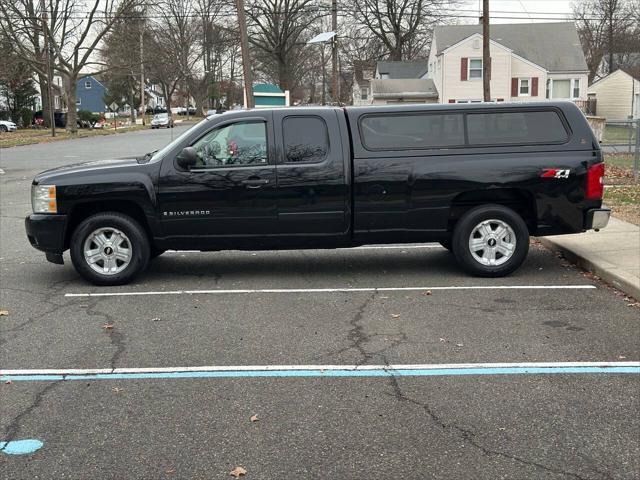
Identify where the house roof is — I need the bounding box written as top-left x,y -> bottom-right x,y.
376,61 -> 429,79
253,83 -> 283,94
433,22 -> 588,72
589,68 -> 640,91
371,79 -> 438,98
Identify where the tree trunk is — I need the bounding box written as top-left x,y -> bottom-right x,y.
66,76 -> 78,134
129,86 -> 136,123
38,73 -> 50,128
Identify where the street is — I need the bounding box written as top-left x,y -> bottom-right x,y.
1,128 -> 639,479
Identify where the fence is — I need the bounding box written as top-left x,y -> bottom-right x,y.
574,99 -> 597,116
601,118 -> 639,181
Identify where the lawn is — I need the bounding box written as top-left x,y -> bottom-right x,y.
602,124 -> 637,144
0,124 -> 149,149
604,152 -> 639,225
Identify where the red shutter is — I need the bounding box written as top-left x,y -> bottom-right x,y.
461,58 -> 468,81
448,99 -> 456,103
511,78 -> 519,97
531,77 -> 539,96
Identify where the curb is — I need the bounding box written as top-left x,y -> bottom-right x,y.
538,237 -> 640,301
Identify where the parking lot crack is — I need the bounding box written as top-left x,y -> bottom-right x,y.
383,376 -> 597,480
339,292 -> 377,366
86,298 -> 125,370
1,381 -> 61,447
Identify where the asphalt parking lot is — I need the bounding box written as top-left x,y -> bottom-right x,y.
1,129 -> 639,479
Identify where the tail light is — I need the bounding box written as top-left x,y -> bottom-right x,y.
586,163 -> 604,200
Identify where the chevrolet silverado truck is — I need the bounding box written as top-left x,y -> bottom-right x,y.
25,102 -> 610,285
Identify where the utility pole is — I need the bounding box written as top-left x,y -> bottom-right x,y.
482,0 -> 491,102
331,0 -> 338,103
40,0 -> 55,137
235,0 -> 254,108
140,27 -> 145,125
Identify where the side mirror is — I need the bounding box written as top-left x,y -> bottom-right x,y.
176,147 -> 198,170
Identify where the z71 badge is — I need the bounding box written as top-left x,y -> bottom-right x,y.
541,169 -> 571,179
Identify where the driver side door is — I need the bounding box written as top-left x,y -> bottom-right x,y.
158,114 -> 278,248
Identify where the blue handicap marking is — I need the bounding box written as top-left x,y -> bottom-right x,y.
0,439 -> 44,455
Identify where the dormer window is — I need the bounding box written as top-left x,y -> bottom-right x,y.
85,80 -> 91,89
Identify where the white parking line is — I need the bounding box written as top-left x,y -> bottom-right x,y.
64,284 -> 597,298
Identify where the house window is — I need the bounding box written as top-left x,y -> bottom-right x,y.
547,79 -> 579,99
85,80 -> 91,89
572,78 -> 580,99
469,59 -> 483,79
361,87 -> 368,100
519,78 -> 530,96
76,98 -> 81,106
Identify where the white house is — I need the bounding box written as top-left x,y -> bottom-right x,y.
588,69 -> 640,120
427,22 -> 589,104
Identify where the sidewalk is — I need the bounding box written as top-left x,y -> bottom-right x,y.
540,217 -> 640,300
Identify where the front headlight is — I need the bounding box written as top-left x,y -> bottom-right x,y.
31,184 -> 57,213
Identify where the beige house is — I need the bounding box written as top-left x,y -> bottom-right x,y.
587,69 -> 640,120
427,22 -> 589,104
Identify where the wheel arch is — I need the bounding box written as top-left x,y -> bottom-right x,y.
448,188 -> 537,234
64,201 -> 154,250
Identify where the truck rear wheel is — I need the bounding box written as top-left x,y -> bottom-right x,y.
70,212 -> 150,286
452,204 -> 529,277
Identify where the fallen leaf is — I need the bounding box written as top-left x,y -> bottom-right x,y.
390,314 -> 400,318
112,387 -> 123,393
423,290 -> 432,296
165,467 -> 176,474
498,427 -> 506,431
5,380 -> 12,385
379,296 -> 389,299
102,323 -> 114,330
151,317 -> 161,322
455,343 -> 464,347
0,310 -> 8,316
230,466 -> 247,477
619,355 -> 627,359
250,414 -> 258,422
439,337 -> 447,343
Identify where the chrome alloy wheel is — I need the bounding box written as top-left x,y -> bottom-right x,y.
83,227 -> 132,275
468,219 -> 516,267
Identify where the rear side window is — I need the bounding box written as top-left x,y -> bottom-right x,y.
360,113 -> 464,150
466,111 -> 568,145
283,116 -> 329,163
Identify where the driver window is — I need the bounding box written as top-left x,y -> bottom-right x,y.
191,121 -> 268,168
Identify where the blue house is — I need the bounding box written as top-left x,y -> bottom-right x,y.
245,83 -> 290,108
75,75 -> 108,113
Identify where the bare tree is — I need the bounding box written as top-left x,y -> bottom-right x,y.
246,0 -> 323,93
573,0 -> 637,81
146,0 -> 199,113
0,0 -> 141,133
348,0 -> 456,61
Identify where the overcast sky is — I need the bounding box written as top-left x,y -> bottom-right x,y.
458,0 -> 577,24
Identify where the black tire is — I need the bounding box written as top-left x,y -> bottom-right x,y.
0,125 -> 7,133
451,204 -> 529,277
70,212 -> 150,286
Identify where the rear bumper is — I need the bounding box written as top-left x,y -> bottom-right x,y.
25,214 -> 67,254
584,208 -> 611,230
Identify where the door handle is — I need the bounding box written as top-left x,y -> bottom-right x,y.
241,178 -> 270,189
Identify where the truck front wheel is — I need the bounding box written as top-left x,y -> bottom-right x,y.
70,212 -> 150,285
452,204 -> 529,277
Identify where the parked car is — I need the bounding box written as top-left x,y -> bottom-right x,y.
25,102 -> 610,285
0,120 -> 17,132
145,107 -> 167,115
33,111 -> 66,128
150,113 -> 174,129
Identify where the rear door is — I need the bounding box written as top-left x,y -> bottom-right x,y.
272,109 -> 350,242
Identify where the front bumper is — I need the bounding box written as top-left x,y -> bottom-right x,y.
25,214 -> 67,254
584,208 -> 611,230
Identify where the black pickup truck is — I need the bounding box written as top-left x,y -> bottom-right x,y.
26,102 -> 610,285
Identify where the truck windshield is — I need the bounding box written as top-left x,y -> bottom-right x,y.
149,119 -> 208,162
